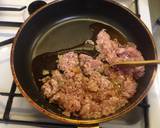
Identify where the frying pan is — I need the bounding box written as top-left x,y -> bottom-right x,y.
11,0 -> 157,127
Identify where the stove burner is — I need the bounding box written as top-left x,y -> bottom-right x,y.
0,1 -> 149,128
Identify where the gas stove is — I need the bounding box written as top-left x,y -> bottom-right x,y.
0,0 -> 160,128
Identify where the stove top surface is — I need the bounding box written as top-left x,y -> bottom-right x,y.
0,0 -> 159,128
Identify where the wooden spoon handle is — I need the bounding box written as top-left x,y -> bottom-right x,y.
112,60 -> 160,66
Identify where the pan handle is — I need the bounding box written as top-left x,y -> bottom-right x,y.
78,126 -> 100,128
78,125 -> 100,128
28,1 -> 47,15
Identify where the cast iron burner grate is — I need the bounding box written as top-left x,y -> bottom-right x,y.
0,0 -> 149,128
0,82 -> 75,128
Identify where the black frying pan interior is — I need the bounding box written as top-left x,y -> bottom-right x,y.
12,0 -> 157,121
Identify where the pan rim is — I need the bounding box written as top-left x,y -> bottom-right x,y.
11,0 -> 158,125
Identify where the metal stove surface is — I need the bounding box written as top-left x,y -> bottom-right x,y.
0,0 -> 157,128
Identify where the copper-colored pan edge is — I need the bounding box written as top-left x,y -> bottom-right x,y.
10,0 -> 158,125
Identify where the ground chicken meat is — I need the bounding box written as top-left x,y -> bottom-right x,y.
58,52 -> 80,78
96,29 -> 120,63
122,76 -> 137,98
80,100 -> 102,118
101,97 -> 128,116
41,78 -> 59,98
79,54 -> 104,75
96,29 -> 145,79
40,29 -> 145,119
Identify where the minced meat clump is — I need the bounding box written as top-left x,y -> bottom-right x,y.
41,29 -> 145,119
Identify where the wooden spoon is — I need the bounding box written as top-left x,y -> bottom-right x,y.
111,60 -> 160,66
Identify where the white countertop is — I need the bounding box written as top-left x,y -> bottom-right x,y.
138,0 -> 160,128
